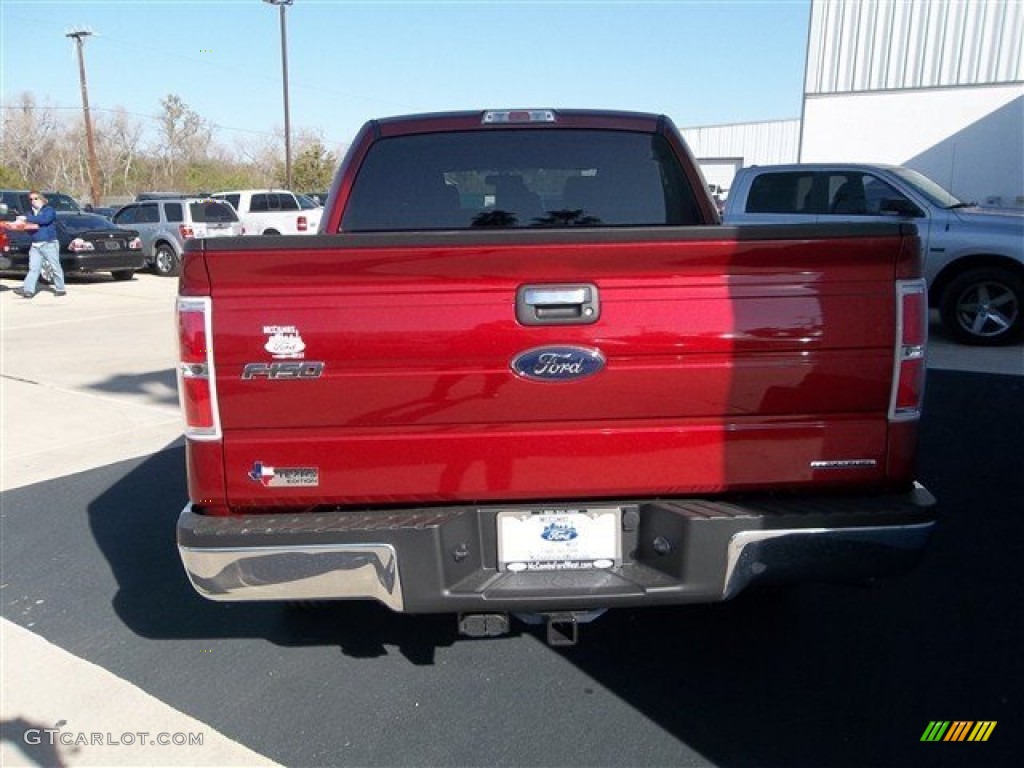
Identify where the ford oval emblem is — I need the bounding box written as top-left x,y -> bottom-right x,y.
542,521 -> 579,542
511,346 -> 605,382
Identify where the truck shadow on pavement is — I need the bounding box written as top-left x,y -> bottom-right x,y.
85,369 -> 179,407
548,369 -> 1024,767
78,443 -> 464,665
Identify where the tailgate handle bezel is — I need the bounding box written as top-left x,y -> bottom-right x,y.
517,283 -> 600,325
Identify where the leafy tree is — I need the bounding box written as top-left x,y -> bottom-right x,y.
0,165 -> 27,188
185,161 -> 262,195
291,137 -> 337,193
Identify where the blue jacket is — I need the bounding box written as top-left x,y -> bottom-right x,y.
26,205 -> 57,242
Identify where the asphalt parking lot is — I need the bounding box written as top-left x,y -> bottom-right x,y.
1,271 -> 1022,767
925,310 -> 1024,375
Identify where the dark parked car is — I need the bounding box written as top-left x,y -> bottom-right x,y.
2,211 -> 145,281
0,189 -> 82,215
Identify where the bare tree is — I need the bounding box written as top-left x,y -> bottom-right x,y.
94,107 -> 145,197
155,94 -> 213,187
234,134 -> 281,187
51,123 -> 86,192
1,92 -> 61,184
4,89 -> 346,201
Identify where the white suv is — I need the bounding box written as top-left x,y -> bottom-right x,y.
211,189 -> 322,236
112,198 -> 243,276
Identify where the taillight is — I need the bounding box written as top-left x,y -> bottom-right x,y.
890,279 -> 927,421
176,296 -> 221,440
297,216 -> 308,232
179,224 -> 195,239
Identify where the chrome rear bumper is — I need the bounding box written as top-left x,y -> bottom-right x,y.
177,485 -> 936,613
180,540 -> 404,610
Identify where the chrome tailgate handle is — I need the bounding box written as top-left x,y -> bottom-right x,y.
516,283 -> 600,325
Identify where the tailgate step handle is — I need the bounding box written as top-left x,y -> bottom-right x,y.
517,283 -> 600,325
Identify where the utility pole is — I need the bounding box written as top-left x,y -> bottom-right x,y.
263,0 -> 294,190
67,29 -> 101,206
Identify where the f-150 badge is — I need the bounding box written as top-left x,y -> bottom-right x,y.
249,462 -> 319,487
511,346 -> 605,382
263,325 -> 306,359
242,361 -> 324,380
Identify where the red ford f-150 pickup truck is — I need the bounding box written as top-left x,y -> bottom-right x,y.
175,109 -> 935,644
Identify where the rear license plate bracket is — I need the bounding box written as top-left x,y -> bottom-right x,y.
496,507 -> 622,572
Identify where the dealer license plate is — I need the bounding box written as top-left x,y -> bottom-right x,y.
497,507 -> 621,572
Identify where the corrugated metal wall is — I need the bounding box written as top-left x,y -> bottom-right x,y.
680,120 -> 801,165
806,0 -> 1024,94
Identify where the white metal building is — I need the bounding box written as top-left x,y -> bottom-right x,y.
680,120 -> 800,195
686,0 -> 1024,206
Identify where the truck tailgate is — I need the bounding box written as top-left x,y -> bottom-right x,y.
194,226 -> 908,507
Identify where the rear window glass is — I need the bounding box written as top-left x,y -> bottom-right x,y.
249,193 -> 299,212
190,201 -> 239,223
341,129 -> 701,231
60,213 -> 116,234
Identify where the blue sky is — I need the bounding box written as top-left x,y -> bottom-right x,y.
1,0 -> 811,153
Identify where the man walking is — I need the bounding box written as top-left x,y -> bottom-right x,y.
13,191 -> 66,299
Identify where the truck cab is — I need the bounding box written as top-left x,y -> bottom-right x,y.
723,163 -> 1024,346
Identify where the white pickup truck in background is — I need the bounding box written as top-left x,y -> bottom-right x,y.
723,163 -> 1024,346
212,189 -> 322,236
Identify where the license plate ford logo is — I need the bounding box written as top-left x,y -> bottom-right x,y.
510,345 -> 605,382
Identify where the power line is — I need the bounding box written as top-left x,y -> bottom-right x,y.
0,102 -> 344,145
2,9 -> 411,145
